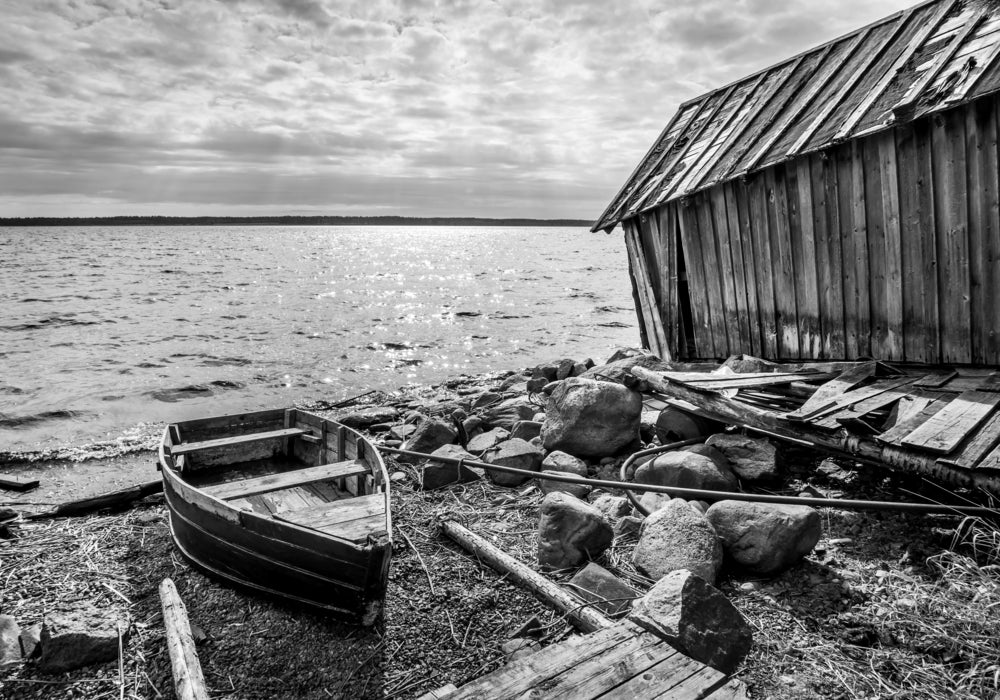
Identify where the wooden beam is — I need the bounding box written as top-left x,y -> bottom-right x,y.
834,0 -> 958,141
624,222 -> 670,360
159,578 -> 210,700
441,520 -> 614,634
202,460 -> 367,501
894,6 -> 987,116
0,474 -> 40,491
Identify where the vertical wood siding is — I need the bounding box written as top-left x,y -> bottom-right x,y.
628,94 -> 1000,365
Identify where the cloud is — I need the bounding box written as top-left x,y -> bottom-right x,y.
1,0 -> 917,218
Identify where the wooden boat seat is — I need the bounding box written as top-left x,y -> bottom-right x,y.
275,493 -> 387,543
170,428 -> 308,456
202,460 -> 368,501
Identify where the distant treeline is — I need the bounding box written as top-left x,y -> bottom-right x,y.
0,215 -> 593,227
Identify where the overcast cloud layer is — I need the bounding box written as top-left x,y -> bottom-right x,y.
1,0 -> 914,219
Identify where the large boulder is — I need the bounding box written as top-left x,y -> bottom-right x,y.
578,353 -> 671,385
420,444 -> 482,490
634,451 -> 738,492
400,418 -> 457,462
38,604 -> 128,673
482,438 -> 543,487
537,492 -> 613,570
539,450 -> 590,499
482,397 -> 537,430
629,569 -> 753,673
704,434 -> 780,482
541,378 -> 641,458
568,563 -> 640,615
632,500 -> 722,583
705,500 -> 822,575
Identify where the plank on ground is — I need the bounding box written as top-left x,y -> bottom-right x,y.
0,474 -> 40,491
442,622 -> 643,700
596,646 -> 725,700
786,376 -> 915,422
937,410 -> 1000,469
901,391 -> 1000,454
201,461 -> 366,501
877,398 -> 947,445
816,385 -> 916,430
789,362 -> 876,417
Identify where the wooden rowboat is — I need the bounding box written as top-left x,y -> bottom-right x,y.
157,408 -> 392,625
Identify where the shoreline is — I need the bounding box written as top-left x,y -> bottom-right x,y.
1,359 -> 998,699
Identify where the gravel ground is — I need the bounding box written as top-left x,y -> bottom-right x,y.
1,372 -> 998,699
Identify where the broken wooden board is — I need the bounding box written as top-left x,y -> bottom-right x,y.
876,398 -> 948,446
661,371 -> 837,392
432,620 -> 738,700
900,391 -> 1000,454
937,411 -> 1000,469
785,362 -> 877,418
784,376 -> 917,423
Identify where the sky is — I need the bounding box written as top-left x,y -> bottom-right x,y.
1,0 -> 917,220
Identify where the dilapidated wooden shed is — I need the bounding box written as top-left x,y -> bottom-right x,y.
596,0 -> 1000,366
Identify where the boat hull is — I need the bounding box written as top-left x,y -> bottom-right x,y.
158,409 -> 391,625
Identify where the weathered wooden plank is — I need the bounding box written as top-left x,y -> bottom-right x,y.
678,201 -> 715,358
879,398 -> 947,445
767,166 -> 800,359
747,174 -> 779,358
901,391 -> 1000,454
877,133 -> 904,360
819,386 -> 915,430
910,8 -> 989,119
598,648 -> 724,700
791,363 -> 878,419
624,221 -> 667,359
810,155 -> 833,358
443,623 -> 641,700
696,193 -> 730,358
736,180 -> 763,355
932,109 -> 973,364
722,184 -> 753,354
170,428 -> 307,457
201,461 -> 366,501
862,135 -> 889,359
657,206 -> 681,357
276,492 -> 385,530
850,140 -> 871,358
537,632 -> 672,700
791,160 -> 822,357
937,410 -> 1000,469
789,376 -> 916,423
711,187 -> 744,354
968,98 -> 1000,364
835,145 -> 859,358
973,439 -> 1000,471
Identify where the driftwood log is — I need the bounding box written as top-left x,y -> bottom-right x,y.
631,366 -> 1000,495
441,520 -> 614,634
159,578 -> 209,700
27,479 -> 164,520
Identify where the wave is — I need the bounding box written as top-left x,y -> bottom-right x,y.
0,315 -> 114,331
0,409 -> 88,428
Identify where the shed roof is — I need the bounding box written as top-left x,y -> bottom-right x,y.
593,0 -> 1000,232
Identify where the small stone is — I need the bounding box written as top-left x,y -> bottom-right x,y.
633,500 -> 723,583
420,445 -> 482,490
636,491 -> 672,516
499,373 -> 530,393
537,492 -> 613,570
628,569 -> 753,673
462,415 -> 483,436
483,438 -> 543,487
0,615 -> 21,666
466,427 -> 510,455
39,604 -> 128,673
571,362 -> 588,377
389,471 -> 408,482
338,406 -> 398,429
567,562 -> 641,615
704,434 -> 780,482
592,494 -> 631,521
556,358 -> 576,380
472,391 -> 503,409
539,450 -> 590,498
510,420 -> 542,443
614,515 -> 643,539
19,622 -> 41,659
482,397 -> 537,430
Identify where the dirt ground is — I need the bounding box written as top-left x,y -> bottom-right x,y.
1,375 -> 998,699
